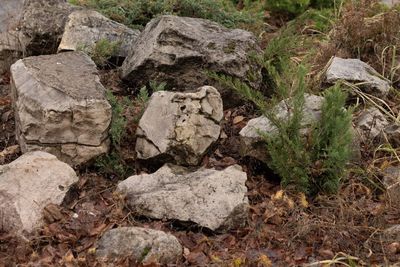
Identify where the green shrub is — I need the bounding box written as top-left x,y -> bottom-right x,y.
265,0 -> 310,16
68,0 -> 257,29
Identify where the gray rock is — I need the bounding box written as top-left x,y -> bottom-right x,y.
96,227 -> 182,265
21,0 -> 77,55
117,164 -> 249,231
136,86 -> 223,166
384,225 -> 400,241
356,107 -> 389,141
326,57 -> 391,97
0,151 -> 78,235
58,10 -> 140,61
121,15 -> 262,105
0,0 -> 25,74
239,94 -> 324,162
382,166 -> 400,207
11,51 -> 112,166
384,123 -> 400,147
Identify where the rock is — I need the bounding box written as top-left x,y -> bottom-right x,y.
121,15 -> 262,105
117,164 -> 249,231
356,107 -> 389,141
0,0 -> 26,74
384,225 -> 400,241
21,0 -> 77,55
96,227 -> 182,265
239,94 -> 324,162
326,57 -> 391,97
136,86 -> 223,166
382,166 -> 400,206
0,151 -> 78,235
58,10 -> 140,63
10,51 -> 112,166
384,123 -> 400,147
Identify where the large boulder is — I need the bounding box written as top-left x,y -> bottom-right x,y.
20,0 -> 77,55
0,0 -> 26,74
326,57 -> 391,97
136,86 -> 223,166
58,10 -> 140,64
0,151 -> 78,235
10,51 -> 112,166
96,227 -> 182,265
239,94 -> 324,162
117,164 -> 249,232
121,15 -> 262,105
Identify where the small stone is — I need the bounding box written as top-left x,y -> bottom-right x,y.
117,164 -> 249,231
382,166 -> 400,206
0,151 -> 78,235
356,107 -> 389,140
96,227 -> 182,265
326,57 -> 391,97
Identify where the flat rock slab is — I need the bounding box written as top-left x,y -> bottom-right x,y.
0,151 -> 78,235
58,10 -> 140,60
136,86 -> 223,166
11,51 -> 112,166
96,227 -> 182,265
326,57 -> 390,97
117,164 -> 249,232
121,15 -> 262,105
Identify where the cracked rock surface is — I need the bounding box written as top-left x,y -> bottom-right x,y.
11,51 -> 112,166
0,151 -> 78,235
96,227 -> 182,265
58,10 -> 140,60
326,57 -> 391,97
117,164 -> 249,232
121,15 -> 262,105
135,86 -> 223,166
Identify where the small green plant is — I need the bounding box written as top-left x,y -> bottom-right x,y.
265,0 -> 310,16
77,38 -> 121,66
211,55 -> 353,195
95,90 -> 132,178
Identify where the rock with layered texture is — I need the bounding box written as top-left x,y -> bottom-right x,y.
96,227 -> 182,265
117,164 -> 249,231
326,57 -> 391,97
239,94 -> 324,162
121,15 -> 262,105
21,0 -> 77,55
58,10 -> 140,62
136,86 -> 223,166
10,51 -> 112,166
0,151 -> 78,235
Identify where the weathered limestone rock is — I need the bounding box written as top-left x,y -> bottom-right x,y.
384,123 -> 400,147
326,57 -> 391,97
11,51 -> 112,166
356,107 -> 389,141
58,10 -> 140,62
136,86 -> 223,166
21,0 -> 77,55
0,0 -> 25,74
117,164 -> 249,231
382,166 -> 400,206
96,227 -> 182,265
239,94 -> 324,162
121,15 -> 262,105
0,151 -> 78,235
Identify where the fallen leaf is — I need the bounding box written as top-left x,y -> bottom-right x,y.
298,193 -> 309,208
259,254 -> 272,267
233,116 -> 244,124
